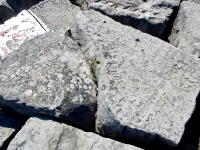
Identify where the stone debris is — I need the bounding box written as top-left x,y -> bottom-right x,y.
0,108 -> 24,149
78,0 -> 181,39
30,0 -> 81,30
8,116 -> 143,150
0,10 -> 48,60
0,0 -> 16,24
0,28 -> 97,131
76,10 -> 200,149
169,0 -> 200,58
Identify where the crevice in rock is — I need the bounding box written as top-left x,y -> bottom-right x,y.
0,108 -> 29,150
162,0 -> 182,42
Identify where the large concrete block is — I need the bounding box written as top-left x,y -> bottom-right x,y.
30,0 -> 81,30
0,28 -> 97,131
8,116 -> 143,150
77,0 -> 181,39
169,1 -> 200,58
75,10 -> 200,149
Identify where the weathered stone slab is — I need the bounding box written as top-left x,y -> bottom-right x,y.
0,10 -> 48,60
0,0 -> 16,24
78,0 -> 181,39
7,0 -> 43,13
0,28 -> 97,131
0,108 -> 24,149
30,0 -> 81,30
169,1 -> 200,58
76,10 -> 200,149
8,116 -> 143,150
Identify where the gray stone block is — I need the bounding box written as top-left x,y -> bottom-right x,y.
169,1 -> 200,58
78,0 -> 181,39
0,0 -> 16,24
8,116 -> 143,150
30,0 -> 81,30
0,27 -> 97,131
75,10 -> 200,149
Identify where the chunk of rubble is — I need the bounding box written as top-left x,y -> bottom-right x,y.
0,10 -> 48,60
30,0 -> 81,30
169,1 -> 200,58
78,0 -> 181,39
0,108 -> 24,149
76,10 -> 200,149
8,116 -> 143,150
0,0 -> 16,24
0,28 -> 97,131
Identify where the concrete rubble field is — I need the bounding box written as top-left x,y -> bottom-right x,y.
0,0 -> 200,150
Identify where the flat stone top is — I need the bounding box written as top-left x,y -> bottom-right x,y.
76,10 -> 200,144
30,0 -> 81,30
8,116 -> 143,150
0,27 -> 95,111
88,0 -> 180,24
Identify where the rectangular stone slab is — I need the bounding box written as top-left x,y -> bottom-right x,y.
30,0 -> 81,30
0,28 -> 97,131
78,0 -> 181,39
169,1 -> 200,58
75,10 -> 200,149
8,116 -> 143,150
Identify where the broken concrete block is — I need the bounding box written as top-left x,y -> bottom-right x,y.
75,10 -> 200,149
78,0 -> 181,39
0,10 -> 48,60
30,0 -> 81,30
169,1 -> 200,58
0,28 -> 97,131
8,116 -> 143,150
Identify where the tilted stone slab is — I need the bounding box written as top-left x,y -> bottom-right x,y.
169,1 -> 200,58
7,0 -> 43,13
0,28 -> 97,131
0,108 -> 24,149
76,10 -> 200,149
0,10 -> 48,60
0,0 -> 16,24
8,116 -> 142,150
30,0 -> 81,30
78,0 -> 181,39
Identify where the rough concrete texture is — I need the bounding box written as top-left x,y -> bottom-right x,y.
8,116 -> 143,150
7,0 -> 43,13
0,108 -> 24,149
0,27 -> 97,131
76,10 -> 200,149
169,1 -> 200,58
0,0 -> 16,24
30,0 -> 81,30
78,0 -> 181,39
0,10 -> 48,60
